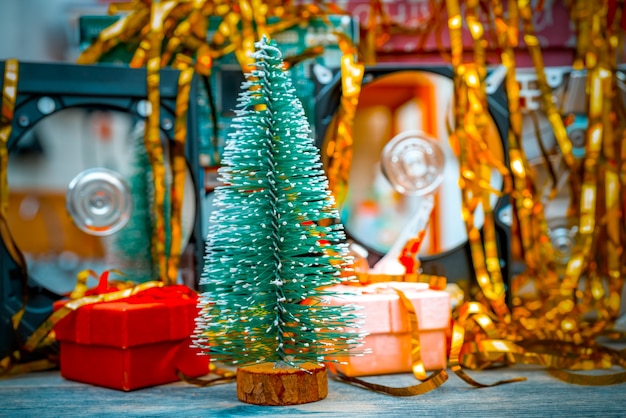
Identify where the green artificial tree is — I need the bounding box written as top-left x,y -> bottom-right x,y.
193,36 -> 363,405
108,124 -> 155,282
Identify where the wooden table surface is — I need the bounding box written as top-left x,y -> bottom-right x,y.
1,366 -> 625,417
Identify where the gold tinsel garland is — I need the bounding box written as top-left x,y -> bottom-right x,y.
443,0 -> 626,384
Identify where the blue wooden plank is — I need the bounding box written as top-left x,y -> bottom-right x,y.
1,367 -> 625,417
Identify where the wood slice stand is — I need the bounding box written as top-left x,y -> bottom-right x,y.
236,362 -> 328,406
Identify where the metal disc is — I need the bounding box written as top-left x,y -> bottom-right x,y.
381,130 -> 446,196
66,168 -> 132,236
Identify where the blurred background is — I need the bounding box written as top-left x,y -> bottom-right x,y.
0,0 -> 108,63
0,0 -> 579,281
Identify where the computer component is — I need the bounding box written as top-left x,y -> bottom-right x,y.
0,61 -> 203,360
315,65 -> 511,290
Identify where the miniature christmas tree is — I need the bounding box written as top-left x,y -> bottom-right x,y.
108,124 -> 155,282
193,36 -> 363,405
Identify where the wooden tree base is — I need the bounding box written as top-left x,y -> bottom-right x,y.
236,362 -> 328,406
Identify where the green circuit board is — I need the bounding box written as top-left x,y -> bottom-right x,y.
79,15 -> 358,169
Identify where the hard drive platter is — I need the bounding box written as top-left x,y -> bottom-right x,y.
8,109 -> 198,293
316,66 -> 511,285
0,61 -> 203,360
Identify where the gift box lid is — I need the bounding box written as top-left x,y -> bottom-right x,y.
54,285 -> 199,348
322,282 -> 450,335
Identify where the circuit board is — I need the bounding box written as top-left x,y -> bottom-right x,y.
78,15 -> 358,169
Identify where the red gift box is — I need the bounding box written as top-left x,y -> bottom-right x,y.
54,284 -> 209,391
